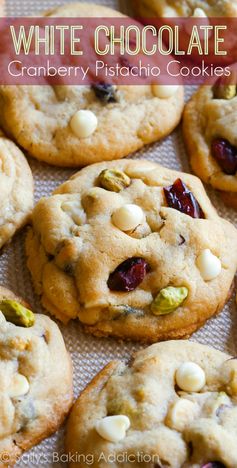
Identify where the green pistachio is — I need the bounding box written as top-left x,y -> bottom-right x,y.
151,286 -> 188,316
213,84 -> 236,100
99,169 -> 130,192
0,300 -> 35,327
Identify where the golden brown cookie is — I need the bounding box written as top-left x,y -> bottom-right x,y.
0,3 -> 184,168
0,286 -> 73,467
25,159 -> 237,343
0,132 -> 34,249
65,340 -> 237,467
183,82 -> 237,209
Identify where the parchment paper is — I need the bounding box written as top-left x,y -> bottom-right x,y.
1,0 -> 237,466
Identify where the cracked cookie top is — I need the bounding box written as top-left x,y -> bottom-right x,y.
65,340 -> 237,468
26,159 -> 237,342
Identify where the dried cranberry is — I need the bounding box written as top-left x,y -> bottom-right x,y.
211,138 -> 237,175
108,257 -> 149,292
201,463 -> 226,468
163,179 -> 205,219
92,83 -> 117,103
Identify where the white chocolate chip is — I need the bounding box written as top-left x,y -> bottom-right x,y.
161,6 -> 178,17
176,362 -> 206,392
70,110 -> 98,139
152,84 -> 179,99
112,204 -> 145,232
185,7 -> 211,39
166,398 -> 199,431
9,374 -> 30,398
196,249 -> 221,281
192,7 -> 208,18
95,415 -> 130,443
61,201 -> 86,225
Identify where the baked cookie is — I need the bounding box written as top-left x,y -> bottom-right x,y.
133,0 -> 237,17
183,80 -> 237,209
0,131 -> 34,249
65,340 -> 237,467
0,3 -> 184,167
0,286 -> 73,467
25,159 -> 237,343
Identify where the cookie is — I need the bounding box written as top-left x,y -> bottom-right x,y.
0,131 -> 34,249
0,286 -> 73,467
25,159 -> 237,343
65,340 -> 237,467
183,82 -> 237,209
132,0 -> 237,17
0,3 -> 184,167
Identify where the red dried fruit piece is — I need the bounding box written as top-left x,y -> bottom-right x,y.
108,257 -> 149,292
163,178 -> 205,219
211,138 -> 237,175
201,463 -> 226,468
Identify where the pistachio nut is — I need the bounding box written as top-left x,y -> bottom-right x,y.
99,169 -> 130,192
151,286 -> 188,315
0,300 -> 35,327
213,84 -> 236,100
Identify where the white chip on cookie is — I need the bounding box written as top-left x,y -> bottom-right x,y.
112,204 -> 145,232
152,84 -> 179,99
196,249 -> 221,281
70,110 -> 98,139
61,201 -> 86,225
9,374 -> 30,398
166,398 -> 199,431
184,7 -> 210,36
161,6 -> 178,17
95,415 -> 130,442
176,362 -> 206,392
192,7 -> 208,18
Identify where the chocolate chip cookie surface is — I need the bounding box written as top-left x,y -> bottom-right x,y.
0,286 -> 73,467
25,159 -> 237,342
65,340 -> 237,467
0,132 -> 33,249
0,3 -> 184,168
183,82 -> 237,208
133,0 -> 237,17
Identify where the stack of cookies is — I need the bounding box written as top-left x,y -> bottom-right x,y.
0,1 -> 237,467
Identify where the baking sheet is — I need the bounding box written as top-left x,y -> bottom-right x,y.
1,0 -> 237,466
